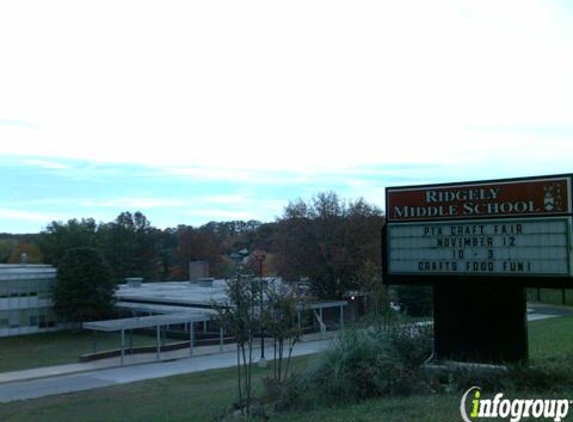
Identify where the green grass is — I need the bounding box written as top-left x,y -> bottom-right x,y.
269,395 -> 462,422
0,364 -> 242,422
0,357 -> 302,422
268,391 -> 573,422
0,330 -> 156,372
528,315 -> 573,358
1,316 -> 573,422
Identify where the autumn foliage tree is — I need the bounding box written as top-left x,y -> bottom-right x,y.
7,242 -> 44,263
274,192 -> 384,299
172,226 -> 224,278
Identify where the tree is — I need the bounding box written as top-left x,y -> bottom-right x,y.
54,247 -> 116,325
351,260 -> 389,319
274,192 -> 385,299
394,285 -> 433,317
39,218 -> 98,266
214,274 -> 262,416
97,211 -> 162,282
172,225 -> 224,279
0,238 -> 19,263
155,227 -> 178,281
266,283 -> 305,384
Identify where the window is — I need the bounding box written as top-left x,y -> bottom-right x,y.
9,310 -> 19,328
0,281 -> 8,298
9,280 -> 19,297
38,314 -> 46,328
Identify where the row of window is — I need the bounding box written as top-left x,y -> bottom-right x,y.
0,291 -> 52,299
0,308 -> 57,329
0,278 -> 55,299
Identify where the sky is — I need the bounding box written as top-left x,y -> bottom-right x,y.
1,0 -> 573,233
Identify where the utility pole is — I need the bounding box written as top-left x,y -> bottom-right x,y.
253,250 -> 267,367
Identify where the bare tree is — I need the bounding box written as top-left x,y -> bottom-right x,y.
266,283 -> 306,383
214,274 -> 262,417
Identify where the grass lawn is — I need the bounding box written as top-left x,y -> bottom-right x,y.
0,357 -> 293,422
0,364 -> 242,422
270,395 -> 462,422
528,315 -> 573,358
1,316 -> 573,422
0,330 -> 156,372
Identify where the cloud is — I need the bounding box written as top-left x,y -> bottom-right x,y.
80,197 -> 188,209
0,119 -> 41,130
185,209 -> 255,221
20,159 -> 71,170
0,0 -> 571,175
0,208 -> 70,224
2,0 -> 573,233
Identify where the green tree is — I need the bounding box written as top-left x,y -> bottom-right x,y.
39,218 -> 98,266
97,211 -> 162,281
0,238 -> 18,263
54,247 -> 116,325
156,227 -> 178,280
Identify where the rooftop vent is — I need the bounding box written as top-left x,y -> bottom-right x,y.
190,261 -> 209,282
125,277 -> 143,288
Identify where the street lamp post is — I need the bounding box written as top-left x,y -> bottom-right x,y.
253,250 -> 267,366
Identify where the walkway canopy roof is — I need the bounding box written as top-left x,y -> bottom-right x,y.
116,301 -> 219,316
84,311 -> 212,333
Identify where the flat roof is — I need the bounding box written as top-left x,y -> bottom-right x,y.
84,312 -> 212,332
0,264 -> 56,280
116,280 -> 229,307
116,280 -> 348,311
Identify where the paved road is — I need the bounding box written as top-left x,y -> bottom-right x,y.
0,338 -> 332,403
527,304 -> 573,321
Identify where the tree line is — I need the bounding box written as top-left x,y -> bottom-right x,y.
1,192 -> 386,300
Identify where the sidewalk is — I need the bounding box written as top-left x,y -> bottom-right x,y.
0,331 -> 336,385
0,334 -> 335,403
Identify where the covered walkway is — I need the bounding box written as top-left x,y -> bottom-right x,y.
84,311 -> 218,365
84,300 -> 348,365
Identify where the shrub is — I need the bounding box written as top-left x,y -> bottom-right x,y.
447,352 -> 573,394
275,323 -> 433,410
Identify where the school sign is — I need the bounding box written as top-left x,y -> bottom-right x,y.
385,175 -> 573,279
383,174 -> 573,363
